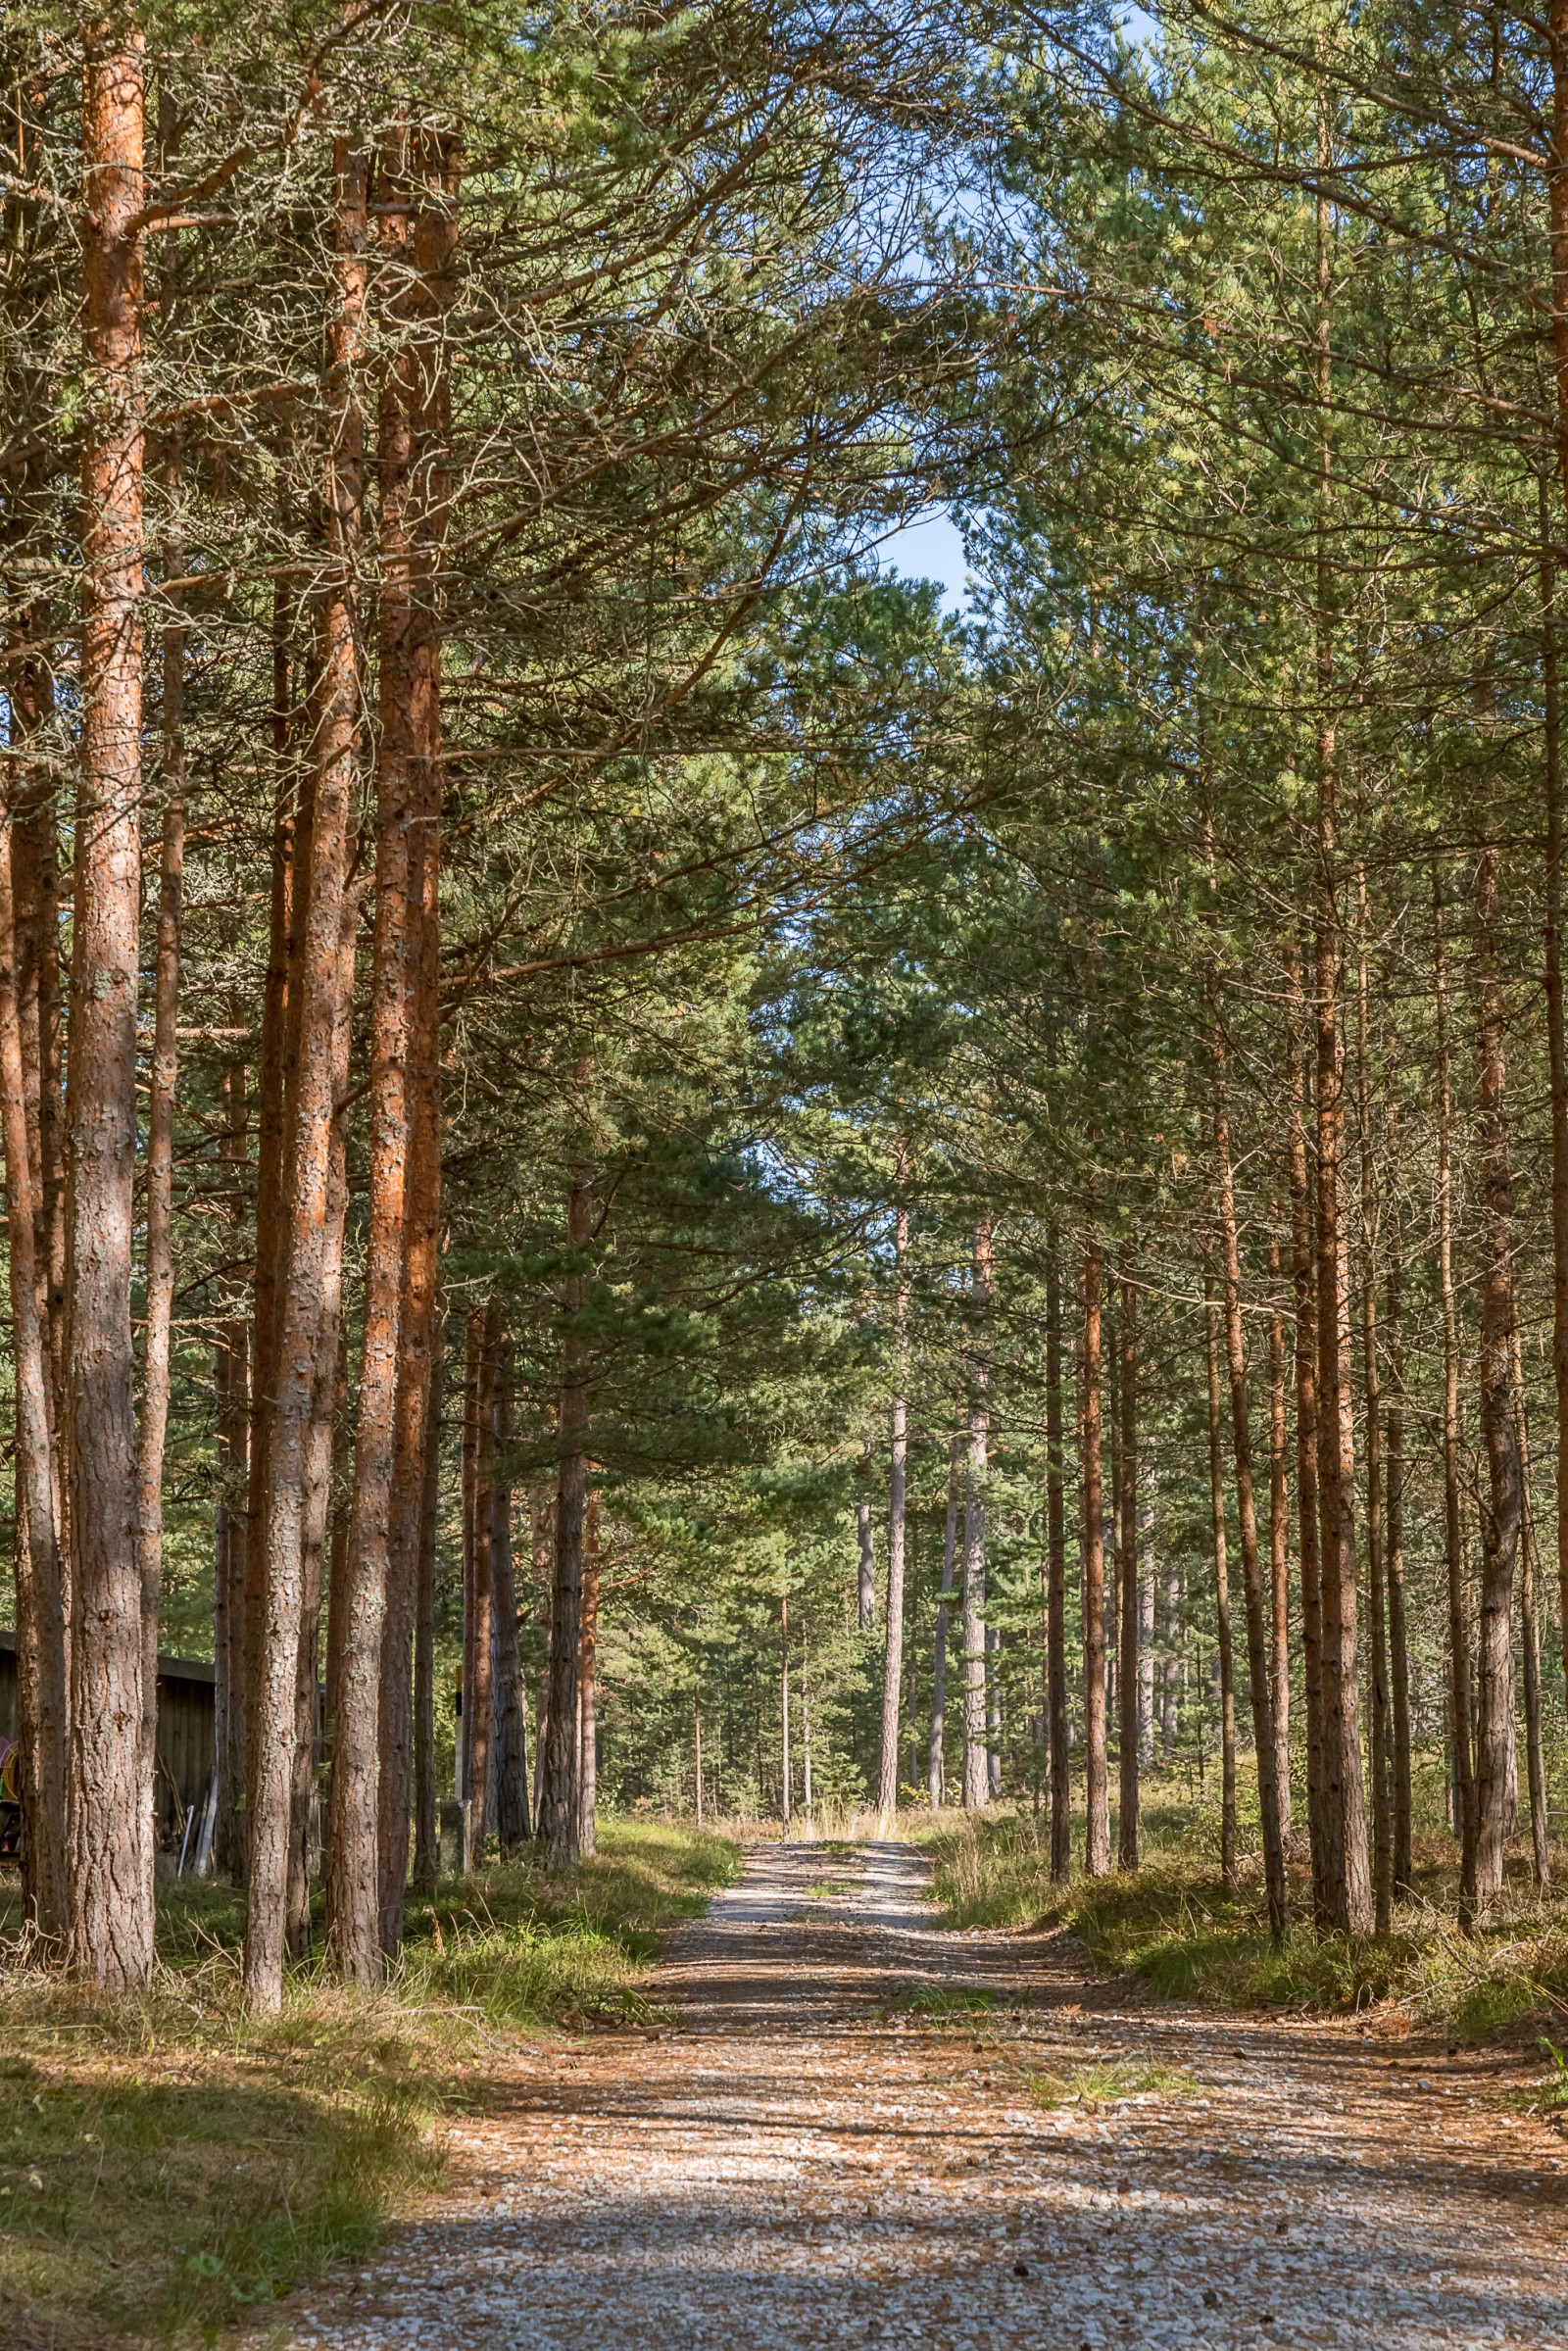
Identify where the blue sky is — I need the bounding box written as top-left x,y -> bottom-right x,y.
878,508 -> 972,615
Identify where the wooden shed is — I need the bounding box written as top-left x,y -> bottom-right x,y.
0,1630 -> 215,1850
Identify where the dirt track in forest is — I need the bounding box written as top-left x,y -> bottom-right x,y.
252,1840 -> 1568,2349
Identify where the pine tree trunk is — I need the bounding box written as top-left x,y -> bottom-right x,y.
214,1057 -> 251,1885
1542,12 -> 1568,1735
372,138 -> 452,1951
465,1312 -> 497,1863
1434,872 -> 1478,1901
329,148 -> 423,1979
0,803 -> 67,1936
575,1493 -> 600,1856
1472,836 -> 1522,1912
1355,870 -> 1392,1935
927,1434 -> 959,1808
1082,1241 -> 1110,1877
459,1305 -> 481,1819
961,1219 -> 992,1808
136,628 -> 182,1894
1117,1261 -> 1140,1871
1214,1118 -> 1287,1937
1202,1275 -> 1238,1896
493,1327 -> 532,1858
1045,1231 -> 1070,1880
1385,1099 -> 1413,1899
877,1202 -> 910,1821
779,1594 -> 792,1826
541,1164 -> 594,1863
293,934 -> 354,1957
411,1324 -> 443,1898
1287,962 -> 1330,1923
1266,1237 -> 1292,1837
245,133 -> 367,2013
1313,777 -> 1372,1935
1513,1321 -> 1550,1889
69,24 -> 151,1988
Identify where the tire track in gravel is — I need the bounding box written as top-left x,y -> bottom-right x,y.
252,1838 -> 1568,2350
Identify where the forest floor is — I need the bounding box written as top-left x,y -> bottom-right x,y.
244,1837 -> 1568,2351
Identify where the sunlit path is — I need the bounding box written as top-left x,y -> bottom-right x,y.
252,1842 -> 1568,2350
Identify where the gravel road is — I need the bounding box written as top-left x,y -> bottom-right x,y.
251,1838 -> 1568,2349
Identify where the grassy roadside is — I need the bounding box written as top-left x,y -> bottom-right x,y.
924,1804 -> 1568,2045
0,1819 -> 738,2349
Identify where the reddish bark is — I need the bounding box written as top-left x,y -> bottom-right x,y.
876,1200 -> 910,1822
1313,760 -> 1372,1935
246,132 -> 368,2013
331,144 -> 419,1985
411,1325 -> 444,1898
69,24 -> 151,1988
575,1493 -> 600,1857
1385,1098 -> 1413,1897
541,1164 -> 595,1864
1116,1260 -> 1140,1872
376,134 -> 454,1953
1045,1230 -> 1069,1881
135,600 -> 183,1906
1202,1274 -> 1238,1896
1472,838 -> 1522,1911
1433,873 -> 1477,1898
0,804 -> 67,1937
1265,1230 -> 1292,1838
960,1218 -> 992,1811
215,1058 -> 250,1884
1286,963 -> 1328,1920
1081,1241 -> 1109,1877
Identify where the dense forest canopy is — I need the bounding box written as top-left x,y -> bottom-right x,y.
3,0 -> 1568,2003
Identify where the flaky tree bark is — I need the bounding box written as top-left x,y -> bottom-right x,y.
0,804 -> 67,1936
214,1054 -> 251,1885
240,580 -> 298,1886
492,1325 -> 532,1857
1512,1321 -> 1550,1889
1385,1096 -> 1413,1898
574,1492 -> 600,1856
1313,775 -> 1371,1936
1287,962 -> 1329,1922
1116,1261 -> 1140,1871
1355,871 -> 1392,1935
69,24 -> 151,1988
1433,871 -> 1477,1900
245,133 -> 368,2013
541,1162 -> 594,1863
1045,1230 -> 1070,1881
1202,1275 -> 1237,1897
1214,1102 -> 1287,1939
1266,1231 -> 1292,1838
1542,11 -> 1568,1730
411,1324 -> 444,1897
927,1434 -> 959,1808
465,1309 -> 497,1861
135,604 -> 183,1901
877,1201 -> 910,1823
1082,1241 -> 1109,1877
960,1218 -> 992,1809
1471,836 -> 1521,1913
329,156 -> 422,1980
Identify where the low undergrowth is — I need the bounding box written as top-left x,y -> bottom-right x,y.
926,1806 -> 1568,2043
1028,2058 -> 1200,2107
0,1819 -> 737,2347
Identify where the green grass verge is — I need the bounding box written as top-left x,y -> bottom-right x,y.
0,1819 -> 737,2347
926,1805 -> 1568,2042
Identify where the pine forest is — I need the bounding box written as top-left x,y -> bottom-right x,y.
6,4 -> 1568,2342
